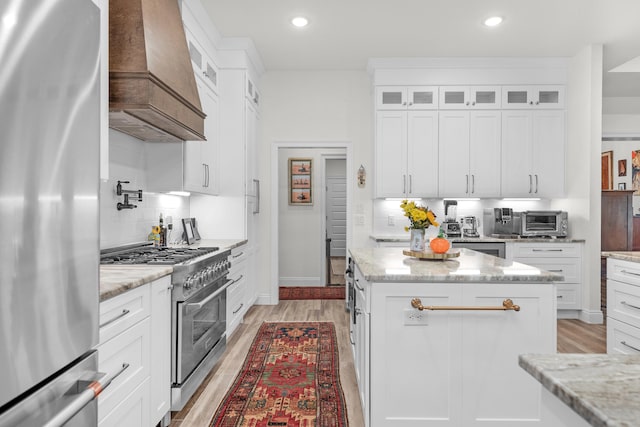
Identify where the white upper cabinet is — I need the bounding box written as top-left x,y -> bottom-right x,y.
502,85 -> 565,109
375,110 -> 439,198
438,110 -> 501,198
185,28 -> 219,94
439,86 -> 501,109
502,110 -> 565,198
376,86 -> 439,110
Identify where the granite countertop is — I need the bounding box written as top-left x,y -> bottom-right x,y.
370,234 -> 586,243
519,354 -> 640,427
601,251 -> 640,263
349,247 -> 563,282
100,265 -> 173,302
99,239 -> 247,301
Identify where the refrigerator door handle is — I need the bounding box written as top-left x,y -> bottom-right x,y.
42,363 -> 129,427
253,179 -> 260,214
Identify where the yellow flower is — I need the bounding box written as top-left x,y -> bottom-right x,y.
400,200 -> 438,230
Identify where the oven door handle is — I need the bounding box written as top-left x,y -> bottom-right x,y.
185,280 -> 231,313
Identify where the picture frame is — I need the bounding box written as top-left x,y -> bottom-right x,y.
602,151 -> 613,190
619,159 -> 627,177
619,182 -> 627,190
289,158 -> 313,205
190,218 -> 201,241
182,218 -> 195,245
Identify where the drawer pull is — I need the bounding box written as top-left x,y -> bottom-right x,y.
355,279 -> 364,291
233,303 -> 244,315
621,301 -> 640,311
621,341 -> 640,353
99,309 -> 130,328
557,295 -> 563,299
411,298 -> 520,312
548,269 -> 564,273
229,274 -> 244,286
232,252 -> 245,259
621,269 -> 640,278
532,249 -> 563,252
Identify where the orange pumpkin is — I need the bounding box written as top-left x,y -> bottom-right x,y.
430,236 -> 450,254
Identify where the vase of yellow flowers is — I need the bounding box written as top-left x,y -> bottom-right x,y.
400,200 -> 439,251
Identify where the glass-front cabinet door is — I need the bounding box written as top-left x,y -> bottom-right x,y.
439,86 -> 501,109
502,85 -> 565,109
376,86 -> 438,110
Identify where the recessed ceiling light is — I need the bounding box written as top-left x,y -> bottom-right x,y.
291,16 -> 309,28
483,16 -> 503,27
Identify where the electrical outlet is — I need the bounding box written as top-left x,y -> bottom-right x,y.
387,215 -> 395,226
404,309 -> 428,325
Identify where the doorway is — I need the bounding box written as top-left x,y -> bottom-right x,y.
325,158 -> 346,285
271,142 -> 352,302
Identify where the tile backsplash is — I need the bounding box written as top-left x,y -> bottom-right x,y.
372,198 -> 551,237
100,130 -> 190,249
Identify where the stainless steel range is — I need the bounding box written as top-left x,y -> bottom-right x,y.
100,243 -> 231,411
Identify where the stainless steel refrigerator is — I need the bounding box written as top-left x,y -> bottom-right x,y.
0,0 -> 105,425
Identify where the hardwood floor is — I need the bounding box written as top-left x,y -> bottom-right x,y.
557,319 -> 607,353
169,301 -> 605,426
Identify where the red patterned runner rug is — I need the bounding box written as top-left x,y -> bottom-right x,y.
210,322 -> 348,427
279,286 -> 345,300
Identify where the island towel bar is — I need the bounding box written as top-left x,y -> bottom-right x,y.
411,298 -> 521,312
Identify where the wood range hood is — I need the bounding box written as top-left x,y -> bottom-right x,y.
109,0 -> 205,142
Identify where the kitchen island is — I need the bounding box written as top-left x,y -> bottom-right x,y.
349,247 -> 562,426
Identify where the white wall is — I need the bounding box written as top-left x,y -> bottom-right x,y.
100,130 -> 191,249
258,70 -> 373,292
554,44 -> 603,323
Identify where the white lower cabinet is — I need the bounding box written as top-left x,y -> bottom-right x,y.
509,242 -> 583,316
227,244 -> 249,337
97,276 -> 171,427
357,276 -> 556,426
351,266 -> 370,426
607,258 -> 640,354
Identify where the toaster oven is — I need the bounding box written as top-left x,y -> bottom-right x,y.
520,211 -> 568,237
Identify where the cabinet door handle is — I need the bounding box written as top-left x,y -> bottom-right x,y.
403,175 -> 406,194
233,303 -> 244,315
355,279 -> 364,291
621,341 -> 640,353
535,174 -> 539,193
557,295 -> 563,299
349,330 -> 355,345
99,309 -> 130,328
620,269 -> 640,278
621,301 -> 640,311
409,175 -> 412,194
471,175 -> 475,193
202,163 -> 207,187
529,175 -> 533,193
411,298 -> 520,312
466,175 -> 469,193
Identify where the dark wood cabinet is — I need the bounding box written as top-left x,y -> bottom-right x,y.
602,190 -> 634,251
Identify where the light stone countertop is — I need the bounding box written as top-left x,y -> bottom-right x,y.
519,354 -> 640,427
99,239 -> 247,301
349,247 -> 563,282
601,251 -> 640,263
370,234 -> 586,243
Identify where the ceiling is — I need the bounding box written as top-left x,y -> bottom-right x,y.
201,0 -> 640,98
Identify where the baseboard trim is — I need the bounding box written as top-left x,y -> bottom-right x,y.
579,309 -> 604,324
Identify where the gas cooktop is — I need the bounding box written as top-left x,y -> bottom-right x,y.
100,244 -> 219,265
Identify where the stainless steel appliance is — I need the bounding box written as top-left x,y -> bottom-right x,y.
100,243 -> 231,411
442,200 -> 462,238
462,216 -> 480,238
0,1 -> 119,425
451,242 -> 506,258
520,210 -> 569,237
483,208 -> 521,237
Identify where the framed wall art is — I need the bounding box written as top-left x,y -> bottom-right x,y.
289,158 -> 312,205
